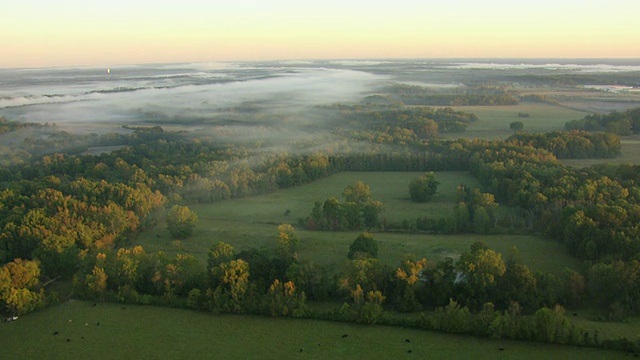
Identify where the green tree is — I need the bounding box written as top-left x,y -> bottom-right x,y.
219,259 -> 250,312
458,243 -> 506,308
348,232 -> 378,260
510,121 -> 524,131
276,224 -> 300,260
0,259 -> 45,315
166,205 -> 198,239
362,200 -> 383,229
267,279 -> 307,317
85,265 -> 108,302
342,181 -> 372,204
409,172 -> 440,202
395,258 -> 427,312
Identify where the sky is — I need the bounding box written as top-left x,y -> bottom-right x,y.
1,0 -> 639,68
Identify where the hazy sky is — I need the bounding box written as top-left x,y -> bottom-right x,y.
2,0 -> 639,68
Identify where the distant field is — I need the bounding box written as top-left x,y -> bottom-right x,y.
0,300 -> 628,360
438,103 -> 587,140
136,172 -> 579,274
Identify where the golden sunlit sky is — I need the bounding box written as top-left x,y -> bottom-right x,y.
2,0 -> 640,68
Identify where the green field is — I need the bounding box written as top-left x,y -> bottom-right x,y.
439,103 -> 587,140
136,172 -> 579,274
0,300 -> 629,360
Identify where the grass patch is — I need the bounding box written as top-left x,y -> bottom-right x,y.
195,171 -> 481,224
136,172 -> 578,274
0,300 -> 628,359
438,104 -> 586,140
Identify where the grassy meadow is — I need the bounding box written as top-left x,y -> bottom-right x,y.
439,103 -> 587,140
136,171 -> 579,274
0,300 -> 630,360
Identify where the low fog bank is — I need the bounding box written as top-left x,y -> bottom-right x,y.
0,64 -> 384,144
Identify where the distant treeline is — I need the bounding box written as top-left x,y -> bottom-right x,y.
383,84 -> 519,106
323,104 -> 478,140
565,108 -> 640,135
507,72 -> 640,87
508,131 -> 621,159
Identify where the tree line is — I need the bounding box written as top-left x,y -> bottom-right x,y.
565,108 -> 640,135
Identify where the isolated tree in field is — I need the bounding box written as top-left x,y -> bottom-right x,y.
409,172 -> 440,202
166,205 -> 198,239
348,232 -> 378,260
510,121 -> 524,131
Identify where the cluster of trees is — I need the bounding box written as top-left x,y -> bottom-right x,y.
408,172 -> 439,202
0,177 -> 165,276
73,226 -> 312,316
384,84 -> 520,106
324,103 -> 477,142
464,136 -> 640,317
0,258 -> 46,315
305,181 -> 384,231
0,118 -> 102,166
565,108 -> 640,135
450,186 -> 499,234
166,205 -> 198,239
519,94 -> 559,105
508,131 -> 621,159
70,230 -> 590,341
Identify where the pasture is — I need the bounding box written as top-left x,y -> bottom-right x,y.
0,300 -> 628,360
439,103 -> 586,140
136,172 -> 579,274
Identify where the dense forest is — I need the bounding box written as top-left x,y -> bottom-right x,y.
1,104 -> 640,351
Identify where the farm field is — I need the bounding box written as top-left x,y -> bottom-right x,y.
136,172 -> 579,274
439,103 -> 587,140
0,300 -> 629,360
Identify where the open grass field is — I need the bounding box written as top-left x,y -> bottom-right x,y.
136,172 -> 579,274
438,103 -> 587,140
569,308 -> 640,344
194,171 -> 481,225
0,300 -> 629,360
